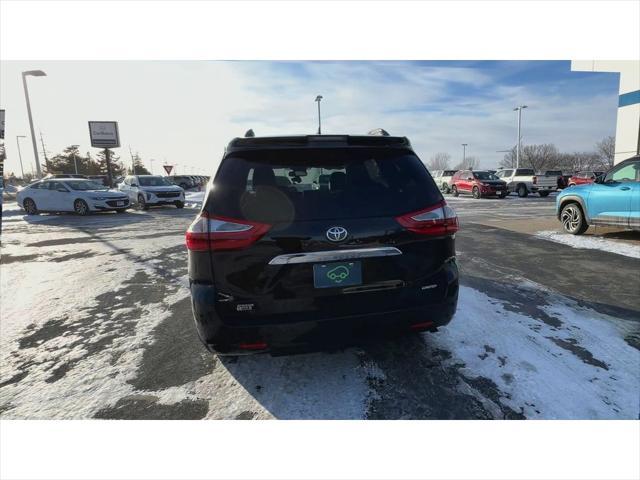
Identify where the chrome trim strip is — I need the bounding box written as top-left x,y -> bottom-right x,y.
268,247 -> 402,265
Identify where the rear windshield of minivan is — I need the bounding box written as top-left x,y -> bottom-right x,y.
207,148 -> 442,223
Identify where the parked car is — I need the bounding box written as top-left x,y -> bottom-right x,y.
543,170 -> 567,189
556,156 -> 639,234
168,175 -> 196,190
432,169 -> 458,193
118,175 -> 185,210
567,171 -> 605,187
45,173 -> 89,179
495,168 -> 557,197
16,178 -> 130,215
87,175 -> 110,187
450,170 -> 508,198
187,133 -> 459,355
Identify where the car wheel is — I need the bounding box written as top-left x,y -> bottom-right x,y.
472,186 -> 481,199
499,192 -> 508,199
175,201 -> 184,209
442,182 -> 450,193
23,198 -> 39,215
560,203 -> 588,235
451,185 -> 459,197
539,191 -> 550,197
74,199 -> 90,216
517,184 -> 528,198
137,194 -> 149,211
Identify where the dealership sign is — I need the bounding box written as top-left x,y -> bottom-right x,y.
88,121 -> 120,148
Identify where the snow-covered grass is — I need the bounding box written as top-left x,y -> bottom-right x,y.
535,230 -> 640,259
430,286 -> 640,419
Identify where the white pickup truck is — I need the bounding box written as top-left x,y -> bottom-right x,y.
495,168 -> 557,197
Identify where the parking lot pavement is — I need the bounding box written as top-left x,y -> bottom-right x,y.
1,198 -> 638,419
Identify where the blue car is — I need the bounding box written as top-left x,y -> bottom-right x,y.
556,155 -> 640,234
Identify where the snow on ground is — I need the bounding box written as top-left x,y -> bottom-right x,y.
430,285 -> 640,419
535,230 -> 640,259
184,191 -> 204,209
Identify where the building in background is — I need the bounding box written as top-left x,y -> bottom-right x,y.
571,60 -> 640,165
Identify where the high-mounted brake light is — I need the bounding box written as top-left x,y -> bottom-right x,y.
395,200 -> 459,236
185,213 -> 271,251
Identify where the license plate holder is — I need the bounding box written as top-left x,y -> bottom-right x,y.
313,261 -> 362,289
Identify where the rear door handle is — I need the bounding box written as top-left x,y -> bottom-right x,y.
620,186 -> 631,190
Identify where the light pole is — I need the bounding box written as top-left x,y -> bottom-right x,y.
461,143 -> 468,166
514,105 -> 528,169
70,145 -> 80,174
21,70 -> 47,178
315,95 -> 323,134
16,135 -> 27,179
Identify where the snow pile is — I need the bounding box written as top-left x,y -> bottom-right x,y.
184,191 -> 205,209
430,286 -> 640,419
535,230 -> 640,259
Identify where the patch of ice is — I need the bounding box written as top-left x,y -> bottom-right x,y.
535,230 -> 640,259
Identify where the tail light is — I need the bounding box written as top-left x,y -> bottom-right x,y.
186,212 -> 271,251
532,176 -> 537,184
395,200 -> 459,236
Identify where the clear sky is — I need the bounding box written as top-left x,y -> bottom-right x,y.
0,60 -> 620,176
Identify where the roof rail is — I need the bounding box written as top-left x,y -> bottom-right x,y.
368,128 -> 390,136
245,129 -> 255,138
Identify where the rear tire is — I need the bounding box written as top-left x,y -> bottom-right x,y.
472,186 -> 481,199
23,198 -> 38,215
442,182 -> 450,194
175,201 -> 184,209
560,202 -> 588,235
451,185 -> 459,197
74,199 -> 90,216
539,191 -> 550,197
517,184 -> 528,198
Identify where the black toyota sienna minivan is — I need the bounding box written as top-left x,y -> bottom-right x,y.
187,133 -> 459,354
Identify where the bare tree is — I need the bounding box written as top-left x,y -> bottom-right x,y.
427,152 -> 452,171
500,147 -> 517,168
595,135 -> 615,169
519,144 -> 559,172
454,156 -> 479,170
556,152 -> 601,173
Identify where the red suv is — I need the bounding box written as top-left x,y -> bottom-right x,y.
568,171 -> 604,187
451,170 -> 508,199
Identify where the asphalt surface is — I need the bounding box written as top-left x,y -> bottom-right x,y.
1,193 -> 639,419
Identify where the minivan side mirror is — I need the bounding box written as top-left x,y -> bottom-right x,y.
130,183 -> 138,187
467,176 -> 474,181
594,175 -> 603,184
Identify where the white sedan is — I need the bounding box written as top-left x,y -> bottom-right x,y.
16,178 -> 131,215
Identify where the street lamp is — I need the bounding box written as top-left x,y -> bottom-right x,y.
21,70 -> 47,178
16,135 -> 27,179
513,105 -> 528,169
315,95 -> 323,134
461,143 -> 468,165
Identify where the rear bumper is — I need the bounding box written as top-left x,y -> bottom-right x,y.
190,260 -> 459,355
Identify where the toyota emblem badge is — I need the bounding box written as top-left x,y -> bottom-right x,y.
326,226 -> 348,242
